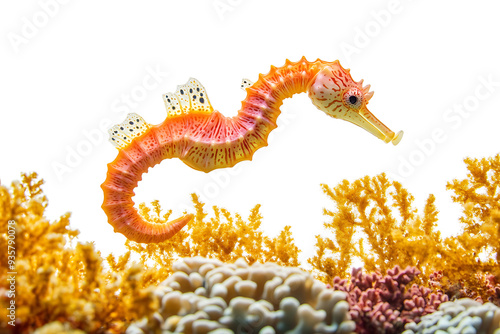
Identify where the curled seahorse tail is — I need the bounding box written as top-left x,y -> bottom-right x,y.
101,128 -> 193,243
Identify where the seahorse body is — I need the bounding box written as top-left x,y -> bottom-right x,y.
101,57 -> 403,243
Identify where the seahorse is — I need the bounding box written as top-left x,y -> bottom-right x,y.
101,57 -> 403,243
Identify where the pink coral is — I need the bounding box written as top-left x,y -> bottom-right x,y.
329,265 -> 448,334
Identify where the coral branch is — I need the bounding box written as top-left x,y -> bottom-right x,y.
309,174 -> 442,282
329,265 -> 448,334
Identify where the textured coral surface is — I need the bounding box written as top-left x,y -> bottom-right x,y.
330,266 -> 448,334
403,298 -> 500,334
127,257 -> 356,334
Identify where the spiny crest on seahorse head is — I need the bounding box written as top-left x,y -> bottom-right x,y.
101,57 -> 404,244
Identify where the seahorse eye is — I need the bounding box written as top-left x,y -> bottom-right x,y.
343,88 -> 363,110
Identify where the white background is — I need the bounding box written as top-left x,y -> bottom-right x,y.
1,0 -> 499,266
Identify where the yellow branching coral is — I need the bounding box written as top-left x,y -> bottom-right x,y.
309,173 -> 442,283
3,153 -> 500,332
440,154 -> 500,301
309,157 -> 500,304
125,194 -> 300,285
0,173 -> 158,333
446,155 -> 500,260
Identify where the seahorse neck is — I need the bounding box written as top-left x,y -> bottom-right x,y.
235,58 -> 334,127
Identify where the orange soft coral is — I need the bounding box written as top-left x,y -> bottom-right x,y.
308,173 -> 442,283
446,155 -> 500,264
125,194 -> 301,285
0,173 -> 158,333
439,154 -> 500,303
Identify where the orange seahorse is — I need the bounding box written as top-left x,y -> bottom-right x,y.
101,58 -> 403,243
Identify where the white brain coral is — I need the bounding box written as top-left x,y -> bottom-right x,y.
126,257 -> 356,334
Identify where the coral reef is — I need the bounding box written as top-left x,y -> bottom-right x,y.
126,257 -> 356,334
310,156 -> 500,306
3,153 -> 500,333
125,194 -> 301,286
403,298 -> 500,334
0,173 -> 301,333
329,265 -> 448,334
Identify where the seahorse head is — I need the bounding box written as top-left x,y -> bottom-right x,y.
308,63 -> 403,145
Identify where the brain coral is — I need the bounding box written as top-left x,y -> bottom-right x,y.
126,257 -> 356,334
403,298 -> 500,334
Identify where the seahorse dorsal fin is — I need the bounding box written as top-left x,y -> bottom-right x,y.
108,113 -> 151,149
241,78 -> 254,90
162,78 -> 213,117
